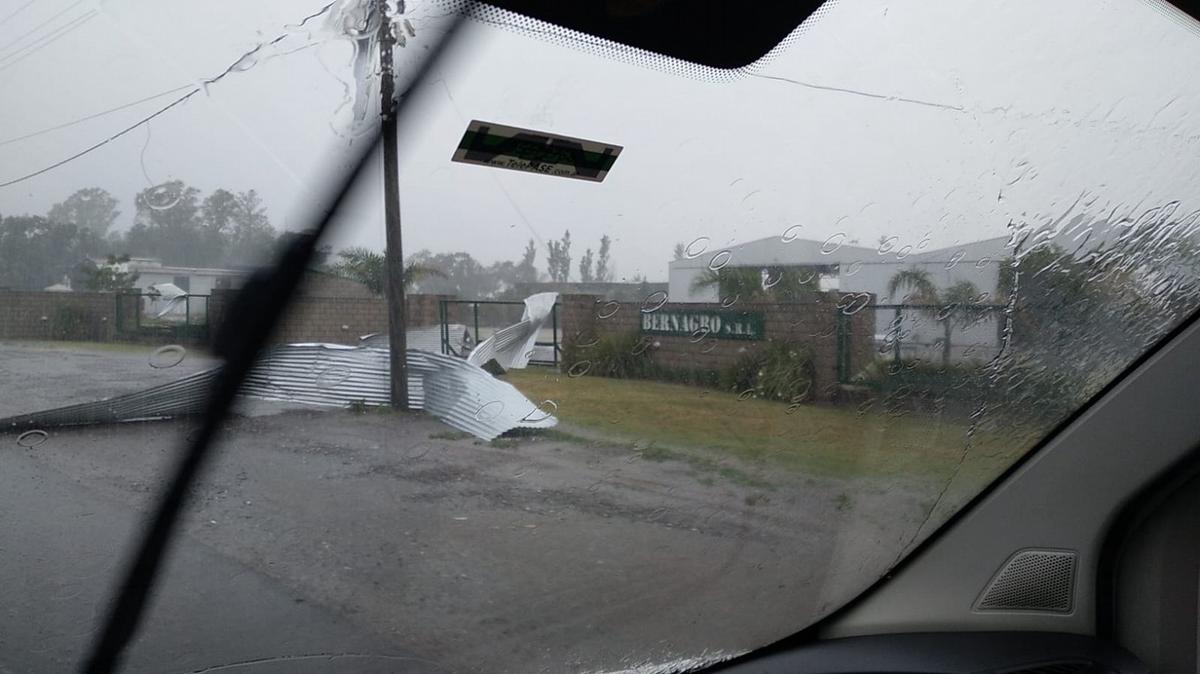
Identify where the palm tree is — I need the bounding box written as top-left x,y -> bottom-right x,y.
885,267 -> 937,363
937,280 -> 983,366
330,247 -> 444,295
886,266 -> 938,304
691,266 -> 821,303
886,267 -> 983,366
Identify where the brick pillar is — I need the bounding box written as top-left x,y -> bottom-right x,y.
405,294 -> 453,327
205,289 -> 234,348
559,294 -> 600,348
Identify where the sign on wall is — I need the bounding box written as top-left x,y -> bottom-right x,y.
452,120 -> 622,182
640,309 -> 764,341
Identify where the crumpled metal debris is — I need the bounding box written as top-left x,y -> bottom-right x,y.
467,292 -> 558,370
0,346 -> 555,441
147,282 -> 189,319
1,295 -> 560,441
361,323 -> 472,356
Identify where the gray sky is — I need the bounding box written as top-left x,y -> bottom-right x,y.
3,0 -> 1200,281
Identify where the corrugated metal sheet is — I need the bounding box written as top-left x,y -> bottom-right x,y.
360,324 -> 471,355
467,293 -> 557,369
0,369 -> 218,432
1,344 -> 555,441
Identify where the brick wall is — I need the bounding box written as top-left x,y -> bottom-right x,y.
296,271 -> 379,298
208,291 -> 450,346
559,293 -> 876,401
0,290 -> 124,341
1,285 -> 455,348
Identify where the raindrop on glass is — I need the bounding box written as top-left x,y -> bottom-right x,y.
707,250 -> 732,271
315,365 -> 353,390
149,344 -> 186,369
145,183 -> 182,210
475,400 -> 504,422
837,292 -> 871,315
684,237 -> 710,259
16,429 -> 47,448
821,233 -> 847,255
521,400 -> 558,423
781,225 -> 803,243
596,300 -> 620,319
640,291 -> 668,313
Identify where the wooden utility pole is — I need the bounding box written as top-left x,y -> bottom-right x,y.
377,0 -> 408,410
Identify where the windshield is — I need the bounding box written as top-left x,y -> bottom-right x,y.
4,0 -> 1200,671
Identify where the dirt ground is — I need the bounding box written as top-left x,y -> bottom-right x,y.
0,341 -> 944,673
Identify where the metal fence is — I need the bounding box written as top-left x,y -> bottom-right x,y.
438,298 -> 561,367
871,302 -> 1008,366
115,292 -> 211,343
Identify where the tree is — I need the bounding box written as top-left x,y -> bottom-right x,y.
578,248 -> 594,282
0,215 -> 103,289
47,188 -> 120,237
331,247 -> 444,294
545,230 -> 572,282
672,242 -> 686,260
886,267 -> 993,367
226,190 -> 277,265
936,280 -> 983,366
515,239 -> 538,282
691,266 -> 821,302
127,180 -> 205,266
595,235 -> 613,281
200,188 -> 239,263
886,266 -> 938,304
887,266 -> 945,365
80,254 -> 140,292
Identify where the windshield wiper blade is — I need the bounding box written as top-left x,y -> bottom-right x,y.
79,13 -> 463,673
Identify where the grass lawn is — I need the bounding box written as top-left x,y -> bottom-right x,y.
505,369 -> 1040,483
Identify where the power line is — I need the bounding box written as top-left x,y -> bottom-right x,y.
0,0 -> 82,59
0,2 -> 337,189
0,88 -> 199,188
0,83 -> 193,148
0,9 -> 95,73
0,0 -> 41,28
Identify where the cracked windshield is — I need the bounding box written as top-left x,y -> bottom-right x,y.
4,0 -> 1200,671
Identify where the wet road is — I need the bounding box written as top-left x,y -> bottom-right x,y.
0,342 -> 935,673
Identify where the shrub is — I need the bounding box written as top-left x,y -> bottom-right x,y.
563,331 -> 721,388
851,355 -> 1089,420
50,305 -> 97,340
721,342 -> 816,403
563,330 -> 651,379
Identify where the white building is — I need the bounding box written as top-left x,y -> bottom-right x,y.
667,236 -> 1010,364
92,257 -> 250,324
119,258 -> 248,296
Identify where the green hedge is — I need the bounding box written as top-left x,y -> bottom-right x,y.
564,331 -> 816,404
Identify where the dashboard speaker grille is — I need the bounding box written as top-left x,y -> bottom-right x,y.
976,549 -> 1076,612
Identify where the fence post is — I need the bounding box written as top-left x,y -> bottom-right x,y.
836,310 -> 848,384
472,303 -> 480,346
893,306 -> 903,364
439,299 -> 448,355
552,303 -> 559,368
